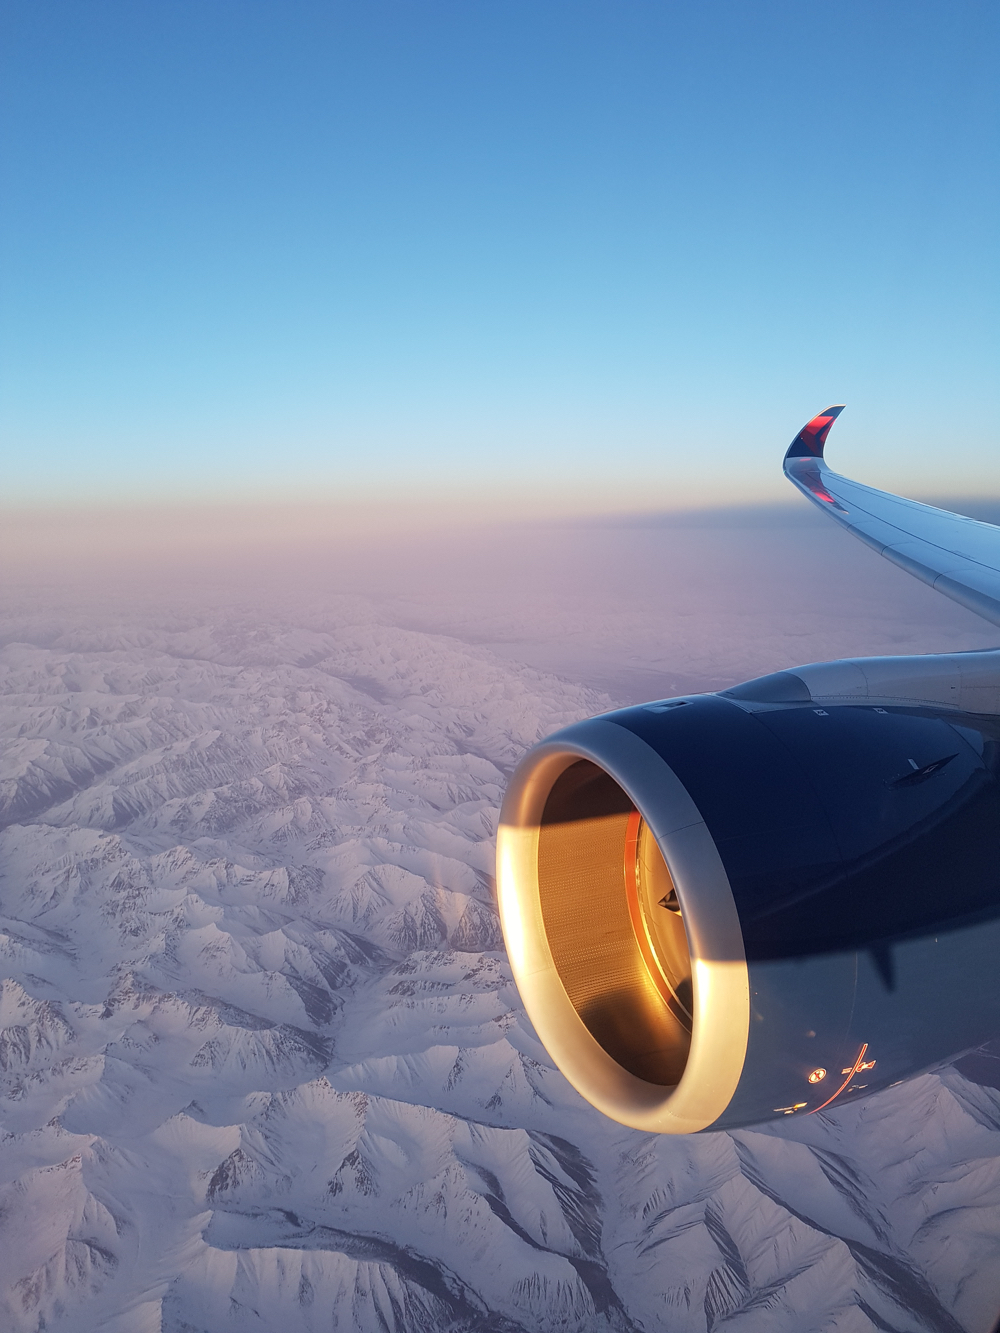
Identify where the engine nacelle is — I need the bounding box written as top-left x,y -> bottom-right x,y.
496,653 -> 1000,1132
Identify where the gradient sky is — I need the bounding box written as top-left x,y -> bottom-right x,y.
1,1 -> 997,512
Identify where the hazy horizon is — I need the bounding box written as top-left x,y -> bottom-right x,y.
7,489 -> 1000,590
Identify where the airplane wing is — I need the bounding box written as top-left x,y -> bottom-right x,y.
784,407 -> 1000,629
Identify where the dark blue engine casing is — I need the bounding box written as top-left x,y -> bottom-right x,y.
497,677 -> 1000,1132
612,691 -> 1000,1126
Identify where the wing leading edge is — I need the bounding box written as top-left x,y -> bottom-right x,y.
783,407 -> 1000,629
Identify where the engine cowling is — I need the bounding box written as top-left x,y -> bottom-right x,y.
496,659 -> 1000,1132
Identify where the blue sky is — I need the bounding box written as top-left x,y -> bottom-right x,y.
1,1 -> 997,511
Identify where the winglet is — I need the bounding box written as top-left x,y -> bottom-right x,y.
784,405 -> 846,462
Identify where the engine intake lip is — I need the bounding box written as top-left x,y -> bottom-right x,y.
497,716 -> 750,1133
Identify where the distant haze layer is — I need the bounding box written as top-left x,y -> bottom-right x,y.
4,497 -> 1000,698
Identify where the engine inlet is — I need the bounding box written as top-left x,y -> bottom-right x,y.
496,719 -> 749,1133
537,761 -> 692,1085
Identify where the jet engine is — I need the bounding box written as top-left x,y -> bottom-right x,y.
496,653 -> 1000,1131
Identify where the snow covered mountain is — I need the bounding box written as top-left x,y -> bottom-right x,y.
1,522 -> 1000,1332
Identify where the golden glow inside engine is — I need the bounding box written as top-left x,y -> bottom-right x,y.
535,761 -> 693,1088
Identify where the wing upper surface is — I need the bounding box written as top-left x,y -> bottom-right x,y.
783,407 -> 1000,628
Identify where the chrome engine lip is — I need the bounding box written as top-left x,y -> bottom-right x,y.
497,716 -> 750,1134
